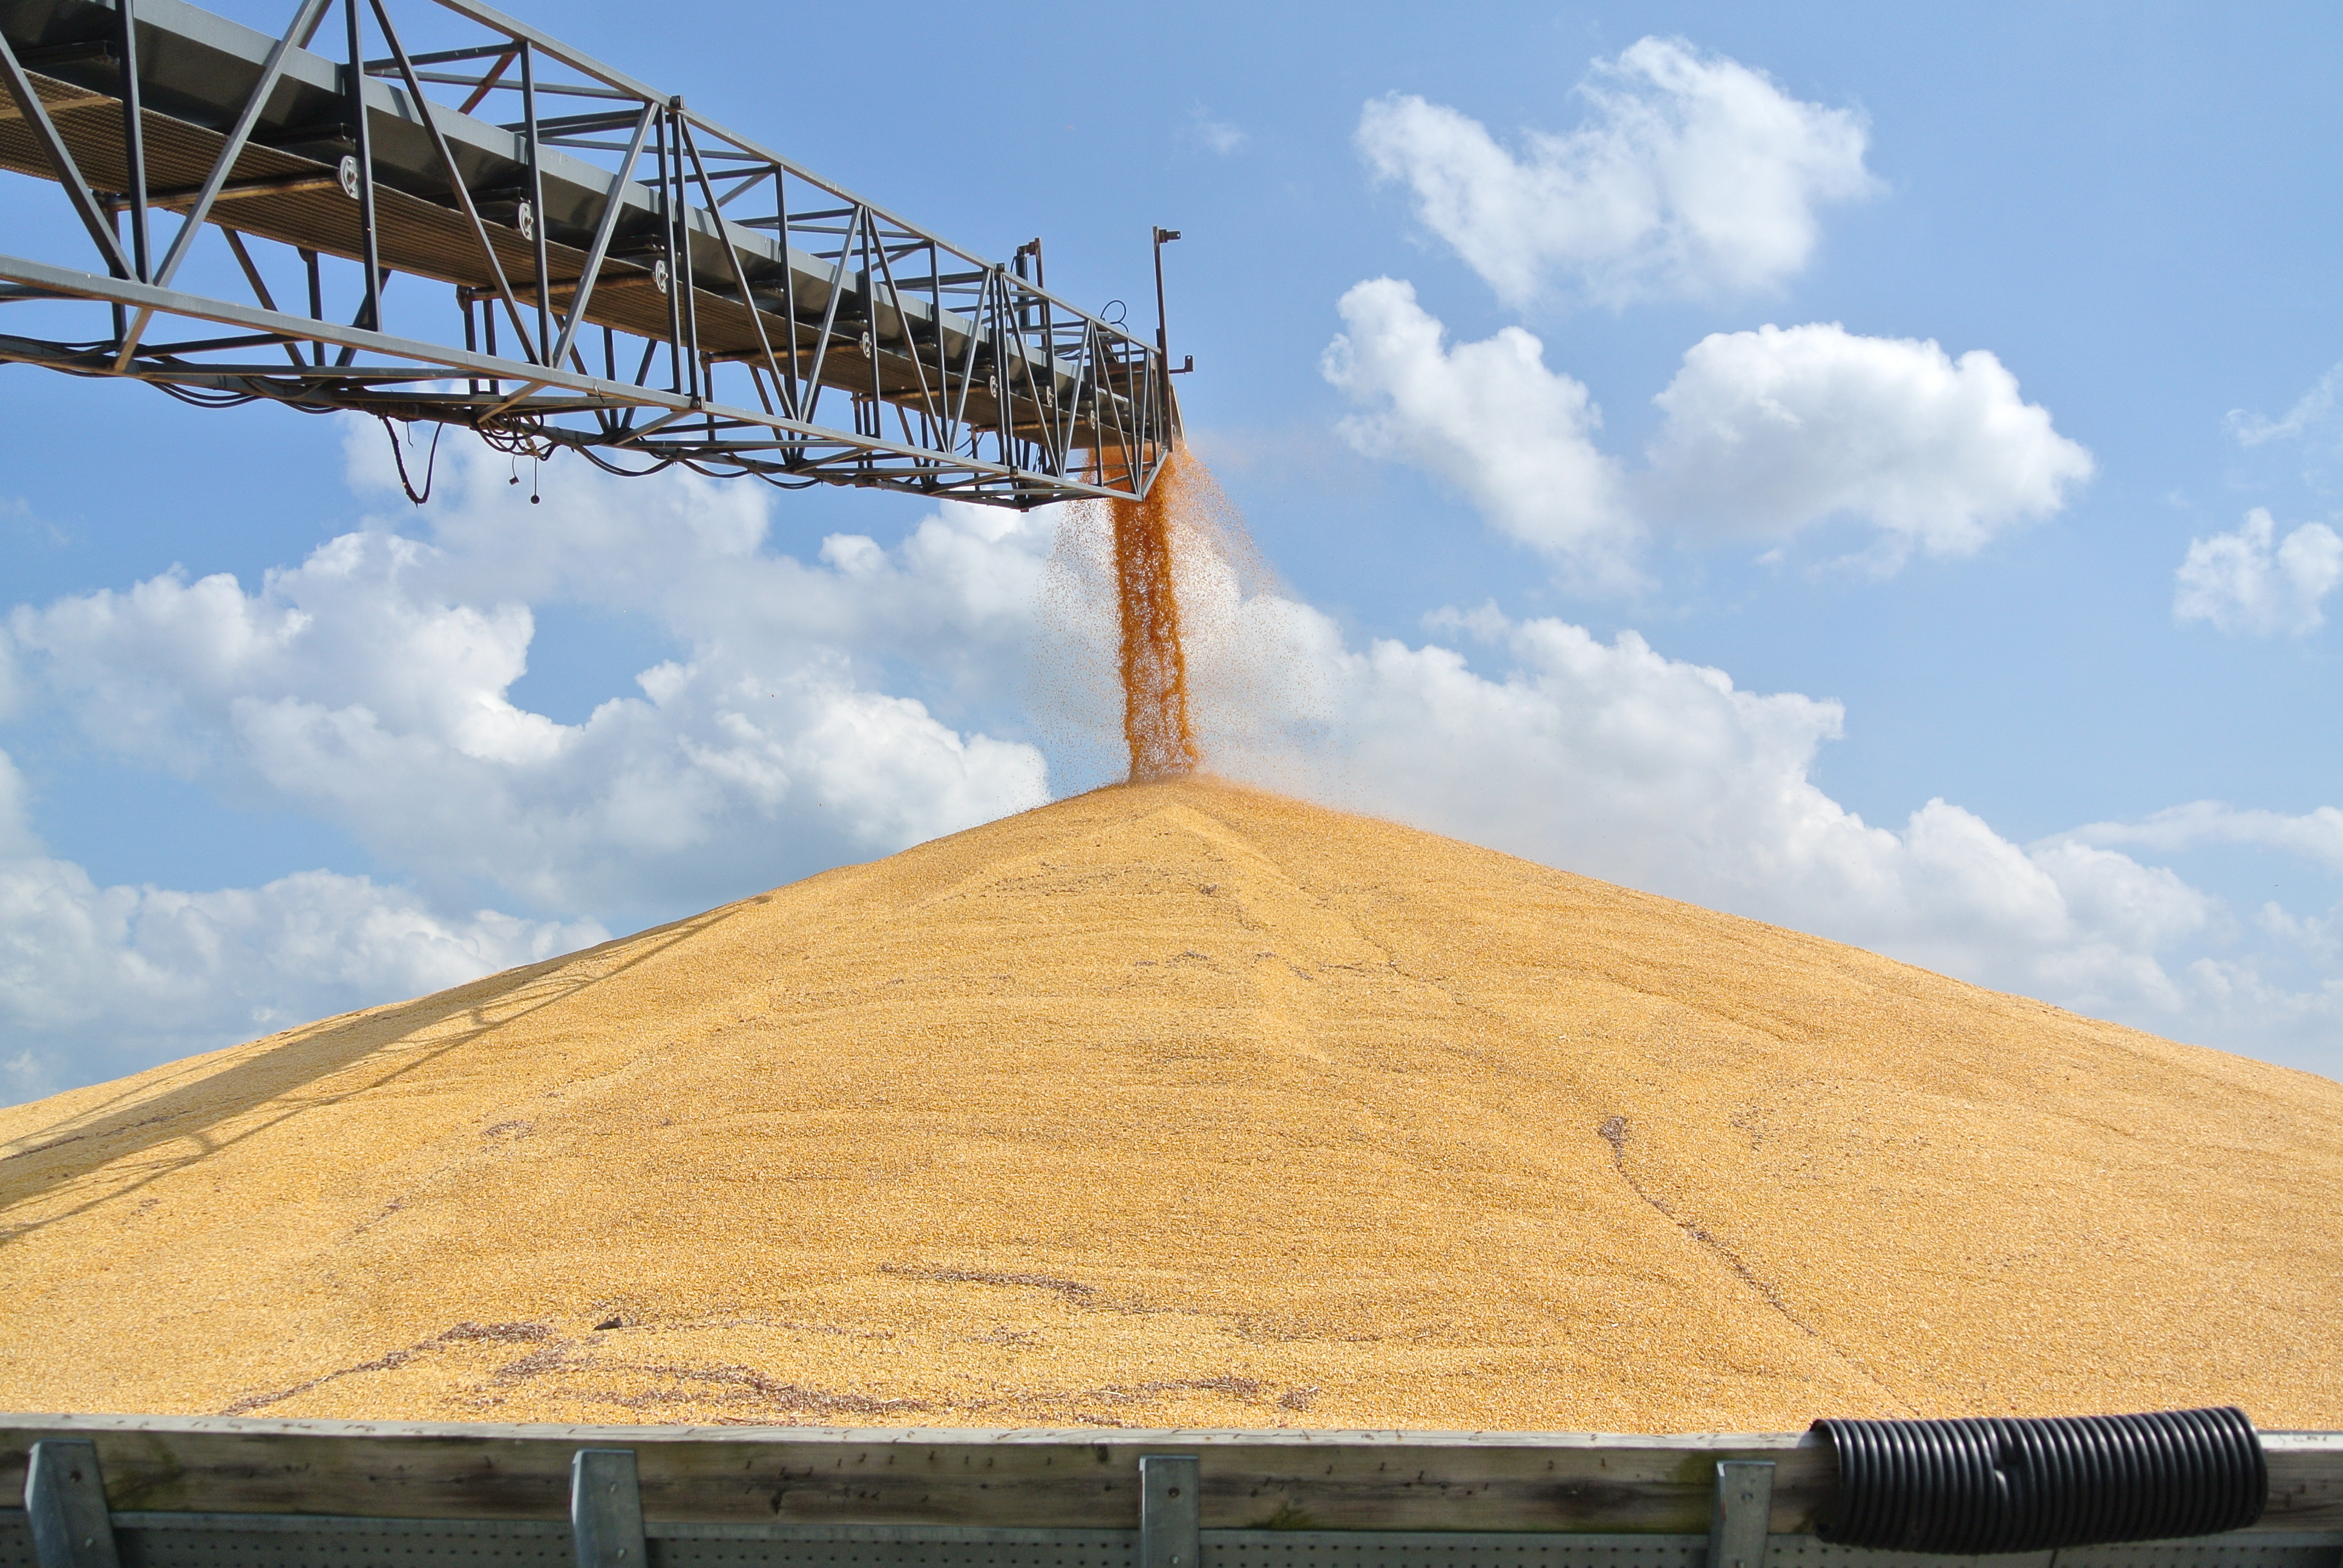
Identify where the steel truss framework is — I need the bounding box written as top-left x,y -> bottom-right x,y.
0,0 -> 1178,505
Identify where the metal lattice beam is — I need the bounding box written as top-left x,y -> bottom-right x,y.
0,0 -> 1179,505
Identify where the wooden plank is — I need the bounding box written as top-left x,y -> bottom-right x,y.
2266,1432 -> 2343,1532
0,1416 -> 2333,1536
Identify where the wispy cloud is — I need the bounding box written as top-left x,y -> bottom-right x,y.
2065,800 -> 2343,872
1190,106 -> 1248,155
2174,508 -> 2343,636
2227,362 -> 2343,448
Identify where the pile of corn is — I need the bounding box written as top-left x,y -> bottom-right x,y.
4,778 -> 2335,1429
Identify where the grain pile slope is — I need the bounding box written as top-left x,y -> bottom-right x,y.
2,778 -> 2337,1431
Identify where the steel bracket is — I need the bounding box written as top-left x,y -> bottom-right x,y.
1708,1460 -> 1775,1568
1141,1453 -> 1201,1568
571,1447 -> 646,1568
24,1439 -> 123,1568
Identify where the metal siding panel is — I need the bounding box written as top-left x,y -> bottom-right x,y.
21,1519 -> 2339,1568
651,1538 -> 1130,1568
113,1516 -> 571,1567
1196,1534 -> 1708,1568
0,1509 -> 37,1568
2055,1544 -> 2343,1568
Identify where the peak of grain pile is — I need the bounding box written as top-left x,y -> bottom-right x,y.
4,777 -> 2338,1430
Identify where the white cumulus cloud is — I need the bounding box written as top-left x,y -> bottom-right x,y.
10,426 -> 2341,1105
2065,799 -> 2343,873
0,748 -> 600,1105
1032,520 -> 2339,1074
2174,508 -> 2343,636
4,428 -> 1055,920
1643,322 -> 2096,564
1357,39 -> 1879,307
1208,600 -> 2214,1019
0,430 -> 1066,1105
1323,295 -> 2091,584
1321,278 -> 1640,592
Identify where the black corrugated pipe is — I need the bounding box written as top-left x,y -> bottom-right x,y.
1811,1407 -> 2267,1554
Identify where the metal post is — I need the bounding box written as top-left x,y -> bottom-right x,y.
857,207 -> 880,446
773,164 -> 802,420
655,105 -> 681,394
1150,224 -> 1180,465
1150,225 -> 1178,372
988,266 -> 1012,466
460,283 -> 477,393
1014,236 -> 1040,332
344,0 -> 382,333
1708,1460 -> 1775,1568
24,1439 -> 122,1568
115,0 -> 148,283
1139,1453 -> 1199,1568
301,245 -> 323,364
570,1448 -> 645,1568
671,99 -> 699,401
521,40 -> 549,361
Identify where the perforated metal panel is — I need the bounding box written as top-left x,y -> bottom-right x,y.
649,1525 -> 1138,1568
1765,1539 -> 2054,1568
2057,1537 -> 2343,1568
1757,1534 -> 2342,1568
112,1511 -> 572,1567
0,1510 -> 2330,1568
1198,1532 -> 1708,1568
0,1507 -> 35,1568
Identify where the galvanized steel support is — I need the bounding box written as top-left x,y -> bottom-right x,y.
571,1447 -> 646,1568
1709,1460 -> 1777,1568
1140,1453 -> 1200,1568
23,1440 -> 120,1568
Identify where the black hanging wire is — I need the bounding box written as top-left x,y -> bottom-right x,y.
381,415 -> 441,505
153,382 -> 263,407
575,446 -> 683,477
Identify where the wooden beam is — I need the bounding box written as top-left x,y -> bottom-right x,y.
0,1416 -> 2335,1536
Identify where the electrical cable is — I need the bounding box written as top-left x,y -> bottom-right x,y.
150,379 -> 263,407
381,416 -> 441,505
574,445 -> 681,477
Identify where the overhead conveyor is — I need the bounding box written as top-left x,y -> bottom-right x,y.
0,0 -> 1181,505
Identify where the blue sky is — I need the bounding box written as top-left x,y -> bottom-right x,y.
5,0 -> 2342,1100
